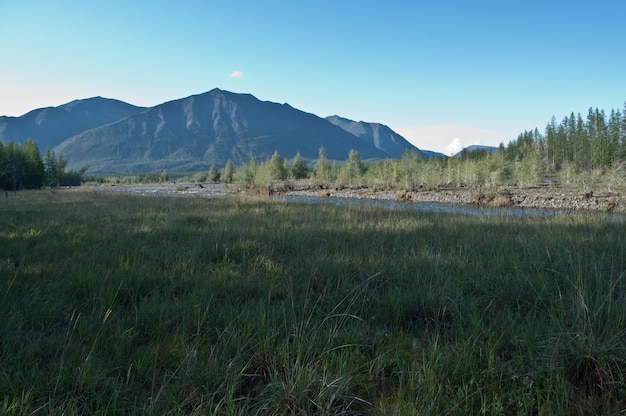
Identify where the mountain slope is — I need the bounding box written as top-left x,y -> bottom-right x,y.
326,115 -> 428,158
55,89 -> 394,173
454,145 -> 498,157
0,97 -> 146,150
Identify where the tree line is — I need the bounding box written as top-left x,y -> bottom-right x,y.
0,139 -> 85,191
507,104 -> 626,172
215,101 -> 626,192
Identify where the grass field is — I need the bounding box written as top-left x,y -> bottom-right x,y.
1,190 -> 625,414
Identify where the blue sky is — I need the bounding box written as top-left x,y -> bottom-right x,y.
1,1 -> 625,154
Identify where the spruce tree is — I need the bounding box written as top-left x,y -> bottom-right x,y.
22,139 -> 45,188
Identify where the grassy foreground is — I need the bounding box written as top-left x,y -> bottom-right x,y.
1,191 -> 625,415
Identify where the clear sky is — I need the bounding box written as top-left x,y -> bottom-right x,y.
1,1 -> 625,154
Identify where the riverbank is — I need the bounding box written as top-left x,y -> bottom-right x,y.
281,184 -> 624,213
66,181 -> 625,213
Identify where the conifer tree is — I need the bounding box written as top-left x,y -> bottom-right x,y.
343,149 -> 364,186
222,160 -> 234,183
291,152 -> 308,179
313,146 -> 331,184
22,139 -> 44,188
268,151 -> 287,180
207,164 -> 220,182
0,140 -> 7,190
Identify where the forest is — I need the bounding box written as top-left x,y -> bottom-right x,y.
0,139 -> 84,191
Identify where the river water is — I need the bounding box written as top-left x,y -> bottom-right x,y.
92,183 -> 624,221
271,194 -> 619,219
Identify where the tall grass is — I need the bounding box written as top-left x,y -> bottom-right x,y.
1,190 -> 625,414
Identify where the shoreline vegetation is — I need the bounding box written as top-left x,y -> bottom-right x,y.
1,190 -> 625,414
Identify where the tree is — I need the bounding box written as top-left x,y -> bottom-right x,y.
43,149 -> 65,187
207,164 -> 220,182
221,160 -> 234,183
342,149 -> 364,186
22,139 -> 44,188
0,140 -> 7,190
291,152 -> 309,179
606,109 -> 622,165
44,149 -> 57,184
573,113 -> 589,170
545,116 -> 559,169
268,151 -> 287,180
159,170 -> 169,183
5,141 -> 23,191
313,146 -> 332,184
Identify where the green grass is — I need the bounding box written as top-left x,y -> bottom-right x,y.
1,190 -> 625,414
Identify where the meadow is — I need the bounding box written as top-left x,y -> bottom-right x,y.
1,190 -> 625,415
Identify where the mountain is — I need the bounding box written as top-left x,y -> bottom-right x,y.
0,97 -> 146,151
2,89 -> 441,174
325,115 -> 429,158
454,145 -> 498,157
54,89 -> 401,173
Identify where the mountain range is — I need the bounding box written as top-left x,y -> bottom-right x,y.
0,89 -> 445,174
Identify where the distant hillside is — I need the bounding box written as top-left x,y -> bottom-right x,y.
0,97 -> 146,150
325,115 -> 429,158
54,89 -> 402,173
454,145 -> 498,157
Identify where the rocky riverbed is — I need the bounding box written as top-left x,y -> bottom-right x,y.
281,185 -> 625,213
80,182 -> 624,213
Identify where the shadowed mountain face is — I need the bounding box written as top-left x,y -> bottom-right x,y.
55,89 -> 404,173
2,89 -> 434,174
0,97 -> 146,151
325,115 -> 426,158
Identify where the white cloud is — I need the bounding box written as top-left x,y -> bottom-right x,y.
394,124 -> 502,155
229,70 -> 243,78
446,138 -> 464,155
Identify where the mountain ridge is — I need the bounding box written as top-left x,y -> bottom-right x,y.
2,89 -> 439,173
0,97 -> 147,151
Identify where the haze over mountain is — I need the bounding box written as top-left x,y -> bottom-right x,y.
2,89 -> 436,174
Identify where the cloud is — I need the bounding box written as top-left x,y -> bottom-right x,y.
446,138 -> 464,155
229,70 -> 243,78
394,124 -> 501,155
